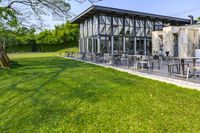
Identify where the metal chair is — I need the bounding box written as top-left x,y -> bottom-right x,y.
193,66 -> 200,78
120,54 -> 129,66
94,53 -> 104,63
103,53 -> 112,64
135,55 -> 150,70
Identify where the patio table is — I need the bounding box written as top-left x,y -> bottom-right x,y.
126,55 -> 141,68
174,57 -> 199,76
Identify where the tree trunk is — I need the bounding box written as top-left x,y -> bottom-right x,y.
0,44 -> 10,68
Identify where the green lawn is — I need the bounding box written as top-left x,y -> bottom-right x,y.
1,53 -> 200,132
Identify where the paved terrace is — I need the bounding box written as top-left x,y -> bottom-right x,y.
64,55 -> 200,90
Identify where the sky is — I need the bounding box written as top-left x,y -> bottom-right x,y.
48,0 -> 200,28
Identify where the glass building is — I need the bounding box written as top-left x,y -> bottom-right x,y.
71,6 -> 190,55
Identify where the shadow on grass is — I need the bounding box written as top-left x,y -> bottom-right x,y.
1,57 -> 109,122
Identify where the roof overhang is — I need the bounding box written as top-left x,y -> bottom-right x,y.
71,5 -> 190,24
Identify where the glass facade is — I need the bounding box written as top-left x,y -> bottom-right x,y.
79,14 -> 178,55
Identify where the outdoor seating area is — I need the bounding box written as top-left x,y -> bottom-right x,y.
66,52 -> 200,84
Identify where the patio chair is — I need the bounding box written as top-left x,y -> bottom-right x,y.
127,56 -> 136,68
81,53 -> 87,60
65,52 -> 70,57
166,57 -> 180,75
103,53 -> 112,64
94,53 -> 104,63
71,52 -> 75,58
75,52 -> 81,59
135,55 -> 150,70
148,56 -> 158,70
85,54 -> 91,61
112,54 -> 121,66
193,66 -> 200,77
120,54 -> 129,66
168,64 -> 180,75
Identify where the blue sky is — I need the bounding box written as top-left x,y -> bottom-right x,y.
49,0 -> 200,28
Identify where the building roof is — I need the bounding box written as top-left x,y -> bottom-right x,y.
71,5 -> 190,24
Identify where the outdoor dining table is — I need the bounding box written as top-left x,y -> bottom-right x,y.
174,57 -> 199,76
126,54 -> 142,59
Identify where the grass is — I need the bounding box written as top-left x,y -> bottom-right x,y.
1,53 -> 200,132
57,47 -> 79,53
8,52 -> 58,59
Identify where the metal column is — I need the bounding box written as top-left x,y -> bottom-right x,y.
123,37 -> 126,53
134,37 -> 137,55
98,35 -> 100,53
92,37 -> 94,53
144,38 -> 147,55
111,36 -> 114,55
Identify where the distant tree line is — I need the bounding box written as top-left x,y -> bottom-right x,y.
0,22 -> 79,53
0,0 -> 102,53
197,17 -> 200,22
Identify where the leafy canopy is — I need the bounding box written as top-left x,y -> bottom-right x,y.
197,17 -> 200,22
0,0 -> 71,29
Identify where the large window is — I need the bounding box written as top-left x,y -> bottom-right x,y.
124,17 -> 134,37
113,37 -> 123,53
83,20 -> 88,38
80,23 -> 84,39
93,15 -> 98,35
106,37 -> 111,53
83,39 -> 87,53
114,37 -> 118,53
146,21 -> 154,37
100,36 -> 106,53
88,38 -> 92,53
146,38 -> 152,55
105,16 -> 111,35
100,36 -> 111,53
125,38 -> 135,54
113,16 -> 124,36
88,18 -> 93,37
99,15 -> 106,35
136,38 -> 144,55
136,19 -> 145,37
155,21 -> 163,30
93,37 -> 98,53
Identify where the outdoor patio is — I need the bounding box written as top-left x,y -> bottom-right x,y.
66,52 -> 200,89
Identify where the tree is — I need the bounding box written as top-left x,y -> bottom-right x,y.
75,0 -> 102,4
0,0 -> 101,52
197,17 -> 200,22
0,0 -> 71,29
36,21 -> 79,47
0,0 -> 102,29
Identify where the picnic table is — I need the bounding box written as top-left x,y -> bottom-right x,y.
174,57 -> 199,76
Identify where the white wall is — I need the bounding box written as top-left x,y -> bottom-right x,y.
152,26 -> 200,57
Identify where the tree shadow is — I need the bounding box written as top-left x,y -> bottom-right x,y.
0,56 -> 121,131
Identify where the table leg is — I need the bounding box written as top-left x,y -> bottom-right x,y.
193,59 -> 196,77
181,59 -> 185,75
